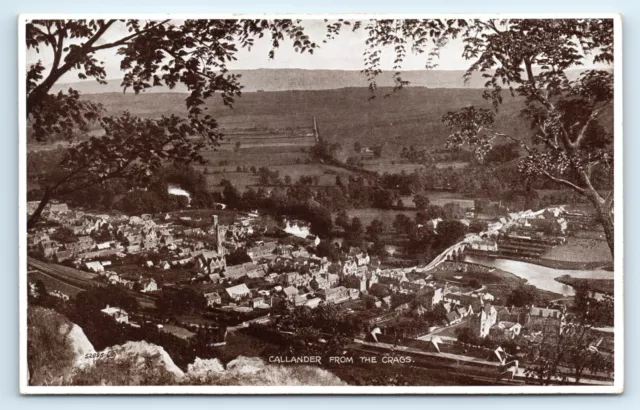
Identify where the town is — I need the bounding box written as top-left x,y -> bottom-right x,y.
26,195 -> 614,386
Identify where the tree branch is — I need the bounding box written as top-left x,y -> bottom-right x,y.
541,170 -> 585,195
51,22 -> 65,73
88,19 -> 171,53
572,104 -> 608,148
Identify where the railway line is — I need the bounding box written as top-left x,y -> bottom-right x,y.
351,339 -> 613,386
27,257 -> 156,308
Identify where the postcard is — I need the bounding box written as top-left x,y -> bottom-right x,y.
19,14 -> 623,394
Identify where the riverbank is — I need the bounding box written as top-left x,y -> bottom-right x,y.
430,261 -> 563,303
462,254 -> 612,297
465,250 -> 613,271
554,275 -> 614,296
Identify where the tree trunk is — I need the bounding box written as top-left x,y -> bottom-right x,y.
27,189 -> 52,231
584,189 -> 615,258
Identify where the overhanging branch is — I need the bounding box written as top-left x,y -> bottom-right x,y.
541,170 -> 585,195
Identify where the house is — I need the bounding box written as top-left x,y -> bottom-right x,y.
523,305 -> 566,332
317,286 -> 350,304
247,241 -> 277,261
224,262 -> 267,281
251,296 -> 269,309
276,244 -> 294,256
294,294 -> 308,306
39,239 -> 59,258
348,288 -> 360,300
125,234 -> 143,247
96,241 -> 112,250
341,260 -> 358,277
444,292 -> 480,307
225,283 -> 251,301
496,305 -> 525,323
247,264 -> 268,279
304,297 -> 322,309
129,216 -> 143,225
311,274 -> 330,290
139,278 -> 159,293
204,292 -> 222,307
85,261 -> 105,273
481,292 -> 495,302
491,321 -> 523,339
101,305 -> 129,323
49,202 -> 69,214
282,286 -> 299,302
529,305 -> 564,319
469,237 -> 498,252
54,249 -> 74,262
343,275 -> 367,292
291,248 -> 310,259
400,281 -> 424,294
446,311 -> 462,325
355,253 -> 370,266
280,271 -> 309,288
196,250 -> 226,274
127,244 -> 142,253
77,236 -> 94,249
264,273 -> 279,283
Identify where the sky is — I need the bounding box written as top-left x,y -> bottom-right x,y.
25,19 -> 612,85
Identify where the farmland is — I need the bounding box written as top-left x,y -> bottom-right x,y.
28,86 -> 611,201
66,87 -> 534,155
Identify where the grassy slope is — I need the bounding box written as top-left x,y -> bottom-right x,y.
79,88 -> 533,155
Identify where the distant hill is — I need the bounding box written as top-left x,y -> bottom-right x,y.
52,68 -> 597,94
74,87 -> 533,153
45,70 -> 612,156
53,69 -> 482,94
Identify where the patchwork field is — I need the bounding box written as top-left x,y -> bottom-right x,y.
76,88 -> 537,158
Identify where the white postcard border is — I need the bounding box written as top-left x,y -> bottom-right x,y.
18,12 -> 624,395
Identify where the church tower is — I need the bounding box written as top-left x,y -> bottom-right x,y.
212,215 -> 224,255
216,224 -> 225,255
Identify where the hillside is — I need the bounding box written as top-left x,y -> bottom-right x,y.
52,68 -> 598,93
78,87 -> 532,153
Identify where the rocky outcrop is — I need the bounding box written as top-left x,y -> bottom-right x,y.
64,323 -> 96,368
185,356 -> 345,386
102,341 -> 185,379
27,307 -> 95,385
29,308 -> 345,386
187,357 -> 225,381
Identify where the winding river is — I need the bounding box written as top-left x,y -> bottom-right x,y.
462,255 -> 614,296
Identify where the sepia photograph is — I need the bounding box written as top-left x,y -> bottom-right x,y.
19,14 -> 623,394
